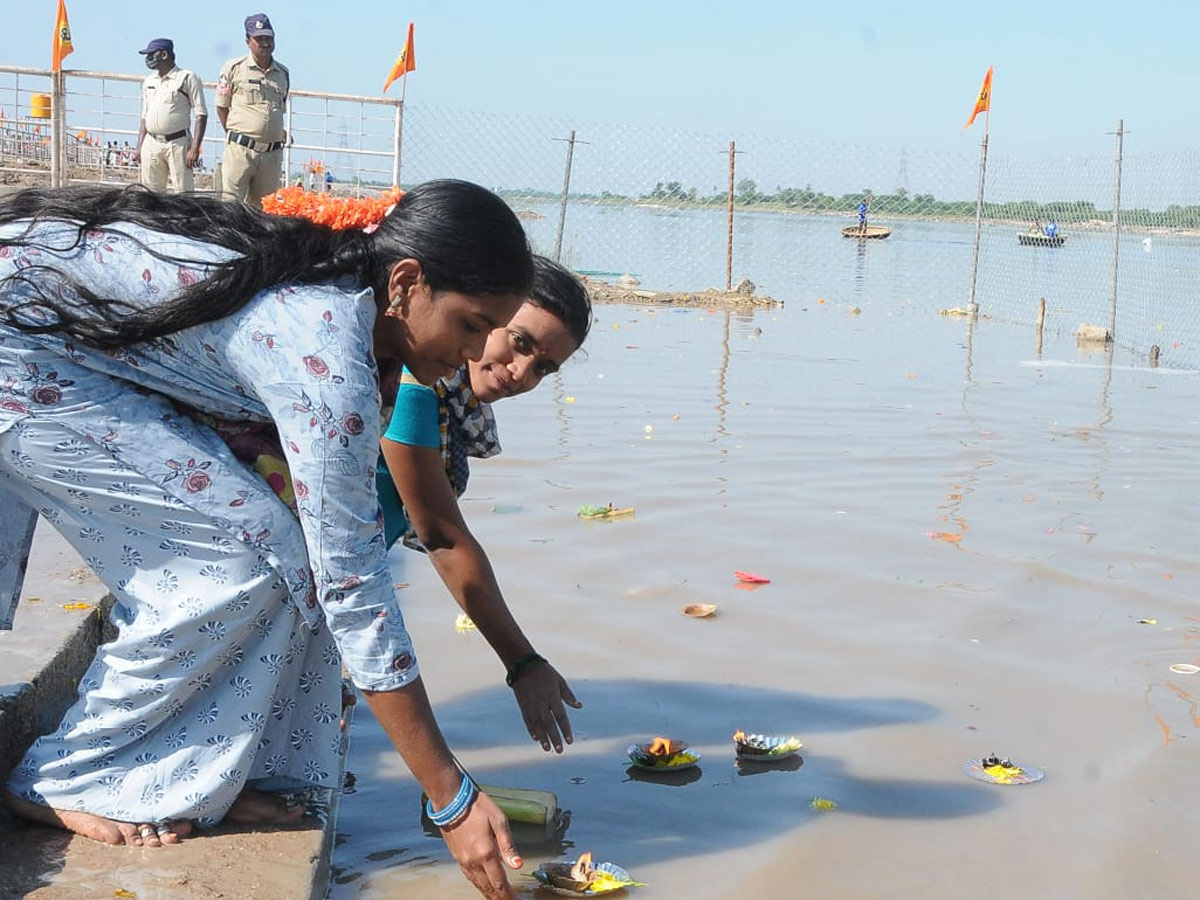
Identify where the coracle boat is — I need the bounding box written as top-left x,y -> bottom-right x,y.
842,224 -> 891,239
1017,232 -> 1066,247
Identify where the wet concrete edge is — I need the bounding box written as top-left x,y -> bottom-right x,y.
0,531 -> 342,900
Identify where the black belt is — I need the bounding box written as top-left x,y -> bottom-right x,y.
150,129 -> 188,142
227,131 -> 284,152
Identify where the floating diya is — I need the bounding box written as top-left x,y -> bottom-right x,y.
577,503 -> 636,520
732,729 -> 804,761
531,852 -> 645,896
681,602 -> 717,618
626,736 -> 702,771
963,753 -> 1044,785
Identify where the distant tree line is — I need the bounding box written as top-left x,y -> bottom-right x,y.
496,182 -> 1200,229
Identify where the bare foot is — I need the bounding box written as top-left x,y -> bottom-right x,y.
3,791 -> 193,846
224,789 -> 306,826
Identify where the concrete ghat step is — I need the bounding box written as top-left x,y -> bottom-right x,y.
0,522 -> 341,900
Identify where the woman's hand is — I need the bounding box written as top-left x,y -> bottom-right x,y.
510,660 -> 582,753
440,791 -> 522,900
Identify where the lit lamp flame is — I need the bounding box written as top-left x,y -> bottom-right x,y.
570,852 -> 595,883
647,737 -> 674,756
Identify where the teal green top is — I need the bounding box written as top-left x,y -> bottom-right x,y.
379,368 -> 440,548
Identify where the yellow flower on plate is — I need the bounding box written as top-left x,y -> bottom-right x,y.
982,762 -> 1025,784
810,797 -> 837,811
454,613 -> 477,633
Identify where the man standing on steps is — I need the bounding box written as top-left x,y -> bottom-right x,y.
215,14 -> 290,206
135,38 -> 208,193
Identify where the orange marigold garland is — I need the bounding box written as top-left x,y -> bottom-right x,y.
262,185 -> 404,231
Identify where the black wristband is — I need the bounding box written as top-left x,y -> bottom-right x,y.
505,652 -> 547,687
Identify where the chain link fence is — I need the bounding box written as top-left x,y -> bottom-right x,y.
3,63 -> 1197,368
400,105 -> 1200,368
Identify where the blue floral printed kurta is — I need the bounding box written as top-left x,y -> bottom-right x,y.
0,219 -> 418,824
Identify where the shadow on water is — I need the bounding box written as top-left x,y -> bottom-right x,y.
329,679 -> 1003,894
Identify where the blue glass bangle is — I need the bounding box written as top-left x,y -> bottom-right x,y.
425,773 -> 478,828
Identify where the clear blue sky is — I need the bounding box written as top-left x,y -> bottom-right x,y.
5,0 -> 1197,156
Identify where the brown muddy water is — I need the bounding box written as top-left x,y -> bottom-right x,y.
328,300 -> 1200,900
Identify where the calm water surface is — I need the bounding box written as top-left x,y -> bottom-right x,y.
525,201 -> 1200,362
328,280 -> 1200,900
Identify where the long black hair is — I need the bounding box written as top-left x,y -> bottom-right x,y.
0,180 -> 533,349
529,255 -> 592,349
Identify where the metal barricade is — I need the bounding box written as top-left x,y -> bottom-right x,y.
0,64 -> 403,193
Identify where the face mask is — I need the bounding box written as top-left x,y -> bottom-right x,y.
144,52 -> 166,69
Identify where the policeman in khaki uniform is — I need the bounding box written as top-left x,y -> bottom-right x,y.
215,14 -> 290,206
134,38 -> 208,193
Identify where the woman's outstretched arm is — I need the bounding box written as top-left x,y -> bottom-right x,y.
362,677 -> 520,900
381,435 -> 581,752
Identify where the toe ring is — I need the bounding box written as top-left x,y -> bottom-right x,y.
156,824 -> 173,837
139,824 -> 156,838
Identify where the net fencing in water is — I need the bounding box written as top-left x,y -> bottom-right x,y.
2,61 -> 1196,369
401,105 -> 1200,369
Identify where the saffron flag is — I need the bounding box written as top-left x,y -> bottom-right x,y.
52,0 -> 74,71
382,22 -> 416,93
963,65 -> 993,129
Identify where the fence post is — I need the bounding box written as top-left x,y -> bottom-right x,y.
284,98 -> 293,185
1036,296 -> 1046,356
50,71 -> 65,188
725,140 -> 735,291
393,101 -> 403,186
553,130 -> 584,263
1108,119 -> 1125,340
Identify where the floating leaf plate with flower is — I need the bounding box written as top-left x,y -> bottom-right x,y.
626,737 -> 702,772
531,853 -> 644,896
732,730 -> 803,761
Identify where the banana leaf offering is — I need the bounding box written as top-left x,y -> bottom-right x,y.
531,852 -> 645,895
577,503 -> 635,520
733,729 -> 803,761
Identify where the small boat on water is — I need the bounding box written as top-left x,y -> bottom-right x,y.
1018,232 -> 1066,247
842,224 -> 891,239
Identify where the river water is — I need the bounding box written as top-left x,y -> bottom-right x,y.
327,209 -> 1200,900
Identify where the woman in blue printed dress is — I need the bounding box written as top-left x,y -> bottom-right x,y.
0,181 -> 532,900
377,256 -> 592,753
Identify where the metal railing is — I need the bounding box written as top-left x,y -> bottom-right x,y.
0,64 -> 403,192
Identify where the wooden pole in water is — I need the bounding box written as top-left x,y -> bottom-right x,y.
725,141 -> 736,291
553,130 -> 584,263
1107,119 -> 1126,340
1036,296 -> 1046,356
966,106 -> 991,316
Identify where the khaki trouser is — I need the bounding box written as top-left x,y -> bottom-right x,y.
220,140 -> 283,207
139,133 -> 193,193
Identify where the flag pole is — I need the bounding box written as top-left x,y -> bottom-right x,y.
394,74 -> 408,186
966,104 -> 990,316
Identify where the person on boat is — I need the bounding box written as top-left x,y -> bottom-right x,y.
1028,220 -> 1042,235
1,180 -> 536,900
378,255 -> 591,754
1045,219 -> 1059,238
857,196 -> 870,234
